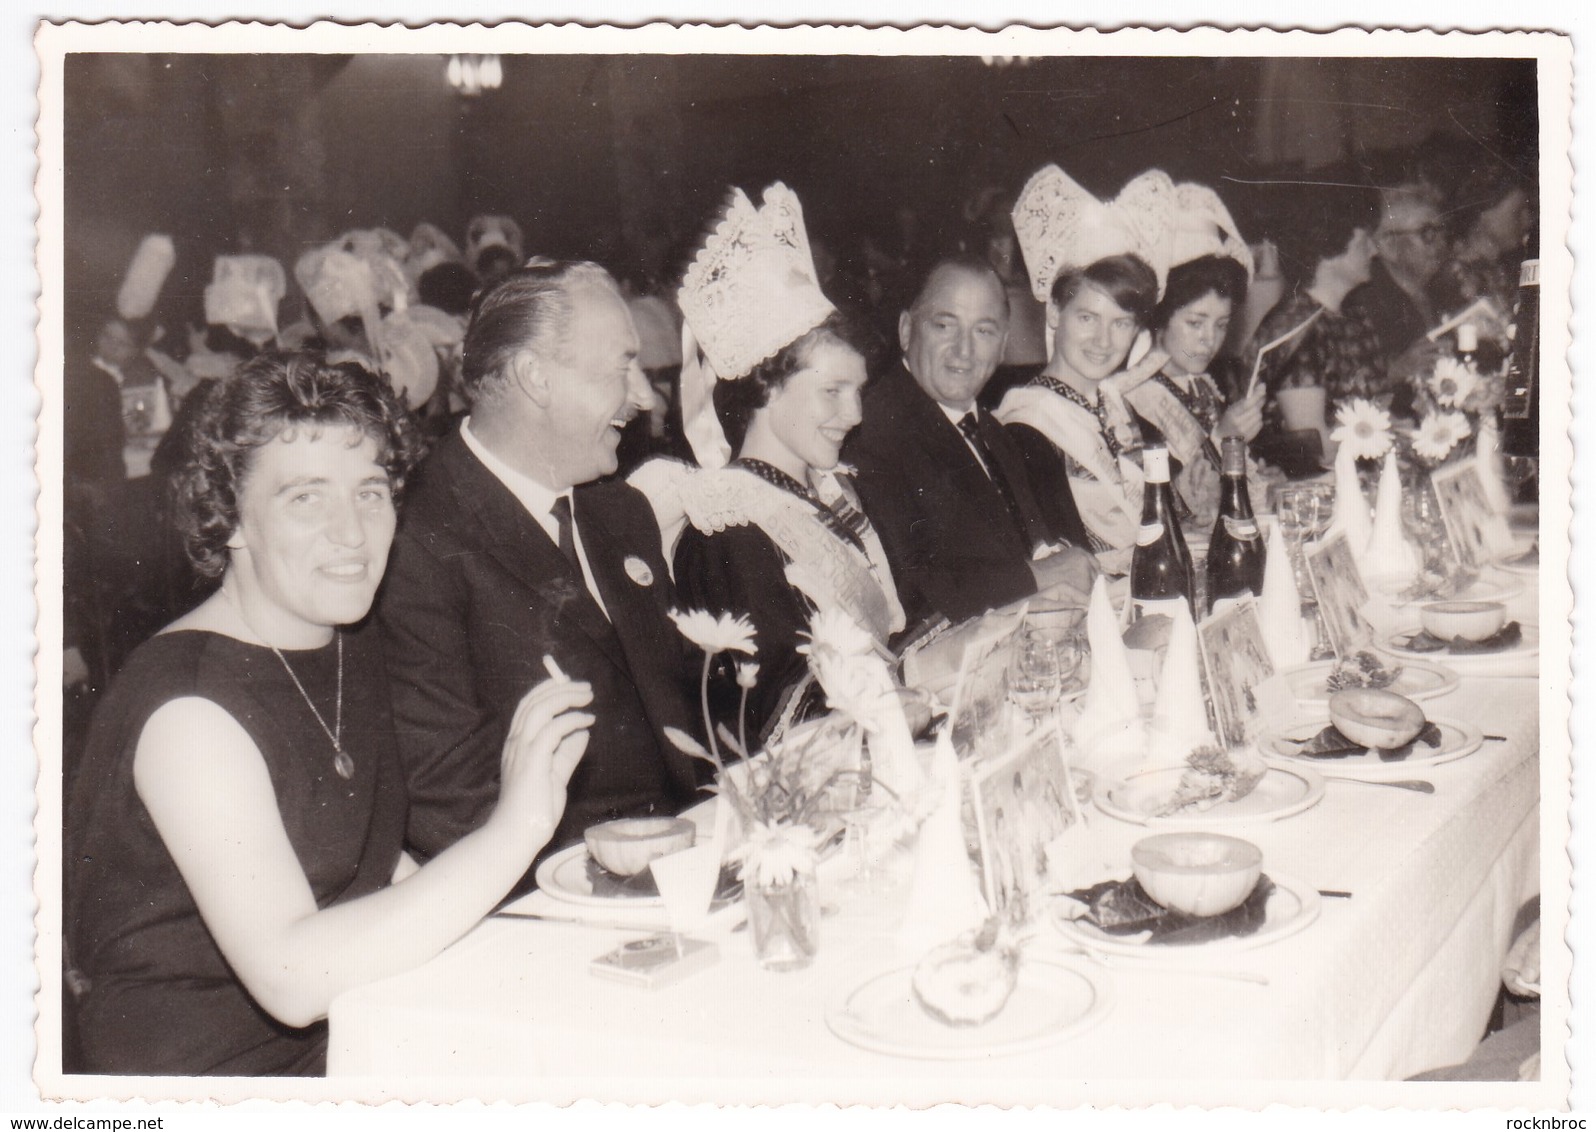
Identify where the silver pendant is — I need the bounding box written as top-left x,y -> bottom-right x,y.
334,749 -> 355,780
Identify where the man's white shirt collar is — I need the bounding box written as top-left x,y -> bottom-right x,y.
460,417 -> 569,546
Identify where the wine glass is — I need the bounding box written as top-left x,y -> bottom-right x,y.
1275,485 -> 1320,595
1009,628 -> 1064,729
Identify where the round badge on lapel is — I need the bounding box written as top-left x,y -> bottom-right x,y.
624,555 -> 655,586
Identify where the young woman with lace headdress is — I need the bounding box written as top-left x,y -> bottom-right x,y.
633,183 -> 916,740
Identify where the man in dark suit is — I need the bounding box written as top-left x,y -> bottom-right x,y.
846,255 -> 1095,628
378,262 -> 702,875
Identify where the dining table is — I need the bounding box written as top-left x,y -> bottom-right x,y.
326,540 -> 1552,1104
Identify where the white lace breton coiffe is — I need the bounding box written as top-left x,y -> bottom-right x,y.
674,181 -> 837,470
1010,163 -> 1255,367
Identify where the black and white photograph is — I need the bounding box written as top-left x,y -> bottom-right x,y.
1431,459 -> 1518,571
1306,532 -> 1378,659
17,14 -> 1576,1119
968,729 -> 1079,929
1195,598 -> 1280,748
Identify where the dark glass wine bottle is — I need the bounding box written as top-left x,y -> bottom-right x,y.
1501,257 -> 1539,459
1206,437 -> 1265,614
1129,446 -> 1193,622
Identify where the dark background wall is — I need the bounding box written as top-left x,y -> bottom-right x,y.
62,52 -> 1538,347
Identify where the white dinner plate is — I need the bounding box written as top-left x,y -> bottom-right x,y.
1049,870 -> 1321,957
1379,622 -> 1540,668
1498,543 -> 1540,576
1094,763 -> 1325,826
535,843 -> 667,909
1372,570 -> 1523,608
825,958 -> 1112,1060
1282,658 -> 1460,705
1259,716 -> 1483,779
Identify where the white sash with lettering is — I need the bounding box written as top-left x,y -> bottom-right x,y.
1125,373 -> 1220,470
994,384 -> 1143,552
679,466 -> 905,647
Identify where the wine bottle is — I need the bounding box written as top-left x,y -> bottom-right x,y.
1206,437 -> 1265,614
1501,257 -> 1539,457
1130,446 -> 1193,622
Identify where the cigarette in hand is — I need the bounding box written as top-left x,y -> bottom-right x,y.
542,654 -> 570,683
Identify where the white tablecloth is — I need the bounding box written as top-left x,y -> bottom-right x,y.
328,663 -> 1540,1101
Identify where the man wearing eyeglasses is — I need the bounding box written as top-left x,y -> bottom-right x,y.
1346,183 -> 1451,414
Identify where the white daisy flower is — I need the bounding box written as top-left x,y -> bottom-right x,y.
1329,398 -> 1393,461
735,820 -> 822,887
668,608 -> 758,655
796,607 -> 877,660
1428,356 -> 1480,409
1412,411 -> 1472,464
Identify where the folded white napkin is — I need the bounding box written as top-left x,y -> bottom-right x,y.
1145,602 -> 1215,765
1363,450 -> 1419,591
861,661 -> 925,801
1475,416 -> 1512,517
1258,521 -> 1309,668
1072,575 -> 1147,771
896,729 -> 989,950
1329,444 -> 1373,559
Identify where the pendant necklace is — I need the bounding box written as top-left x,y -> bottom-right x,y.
226,586 -> 353,780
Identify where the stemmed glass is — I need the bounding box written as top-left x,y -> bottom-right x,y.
1275,483 -> 1335,659
1009,628 -> 1065,730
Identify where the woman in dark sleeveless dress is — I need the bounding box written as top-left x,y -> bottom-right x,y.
65,353 -> 595,1076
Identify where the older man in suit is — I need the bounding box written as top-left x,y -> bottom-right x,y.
377,262 -> 702,877
846,255 -> 1095,628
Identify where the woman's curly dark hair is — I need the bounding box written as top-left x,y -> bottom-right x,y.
711,313 -> 869,453
170,351 -> 426,580
1151,254 -> 1249,332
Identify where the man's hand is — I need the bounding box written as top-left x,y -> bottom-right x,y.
1029,543 -> 1099,608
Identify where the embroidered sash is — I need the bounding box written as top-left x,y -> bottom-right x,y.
994,384 -> 1143,552
1127,371 -> 1223,469
680,466 -> 905,646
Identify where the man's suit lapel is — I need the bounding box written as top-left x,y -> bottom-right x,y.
439,435 -> 630,674
892,368 -> 994,504
977,408 -> 1049,548
894,370 -> 1029,548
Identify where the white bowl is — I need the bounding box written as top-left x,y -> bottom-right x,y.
1131,832 -> 1263,918
1420,600 -> 1507,642
584,817 -> 696,878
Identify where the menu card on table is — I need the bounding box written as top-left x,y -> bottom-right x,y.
967,728 -> 1082,929
1305,532 -> 1377,658
1430,461 -> 1517,569
946,612 -> 1026,766
1195,597 -> 1294,748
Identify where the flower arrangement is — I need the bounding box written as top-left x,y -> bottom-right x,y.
1401,351 -> 1508,469
665,606 -> 887,885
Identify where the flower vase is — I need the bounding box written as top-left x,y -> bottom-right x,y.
1400,466 -> 1460,579
746,869 -> 820,972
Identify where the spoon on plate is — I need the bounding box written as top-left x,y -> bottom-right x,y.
1319,775 -> 1435,793
1051,942 -> 1271,986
